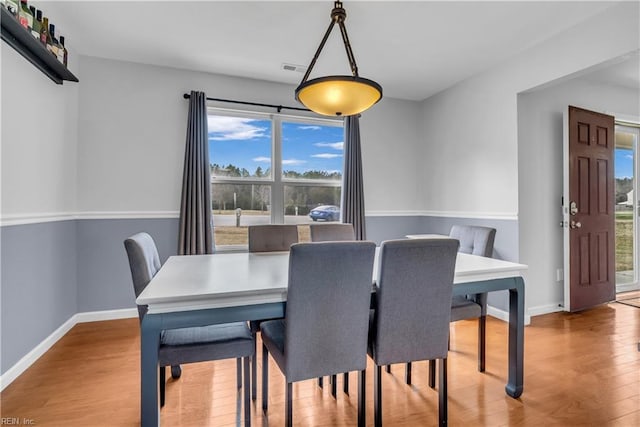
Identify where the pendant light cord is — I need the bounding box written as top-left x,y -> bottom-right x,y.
299,1 -> 360,85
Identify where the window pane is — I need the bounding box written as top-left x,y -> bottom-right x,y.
208,114 -> 272,178
615,128 -> 636,286
283,185 -> 341,225
212,184 -> 271,247
281,121 -> 343,180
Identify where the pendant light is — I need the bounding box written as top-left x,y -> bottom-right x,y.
295,1 -> 382,117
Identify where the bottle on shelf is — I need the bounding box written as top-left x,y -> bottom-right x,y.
31,9 -> 42,39
5,0 -> 18,17
59,36 -> 68,66
48,23 -> 60,57
55,31 -> 65,64
18,0 -> 33,30
40,16 -> 51,48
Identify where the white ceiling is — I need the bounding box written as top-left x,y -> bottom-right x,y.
43,1 -> 634,101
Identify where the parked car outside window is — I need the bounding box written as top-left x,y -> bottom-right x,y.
309,205 -> 340,221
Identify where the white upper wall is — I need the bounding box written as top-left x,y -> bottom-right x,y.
418,2 -> 639,218
75,56 -> 422,215
1,44 -> 79,220
3,2 -> 636,222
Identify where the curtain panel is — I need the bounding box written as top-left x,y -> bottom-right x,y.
178,91 -> 214,255
342,115 -> 367,240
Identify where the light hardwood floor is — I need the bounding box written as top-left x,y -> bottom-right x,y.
1,303 -> 639,426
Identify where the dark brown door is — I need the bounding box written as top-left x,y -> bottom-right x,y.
567,106 -> 616,312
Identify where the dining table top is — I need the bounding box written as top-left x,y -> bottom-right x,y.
137,249 -> 527,314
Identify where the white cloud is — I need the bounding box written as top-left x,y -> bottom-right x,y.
253,157 -> 271,163
298,125 -> 321,130
314,141 -> 344,150
208,116 -> 268,140
311,153 -> 342,159
282,159 -> 307,165
626,154 -> 633,159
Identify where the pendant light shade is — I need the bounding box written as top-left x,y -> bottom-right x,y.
295,1 -> 382,116
296,76 -> 382,117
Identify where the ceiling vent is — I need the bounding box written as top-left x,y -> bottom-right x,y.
282,63 -> 307,73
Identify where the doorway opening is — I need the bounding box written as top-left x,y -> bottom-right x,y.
615,123 -> 640,294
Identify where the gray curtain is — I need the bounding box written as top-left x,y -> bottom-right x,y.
341,115 -> 366,240
178,91 -> 214,255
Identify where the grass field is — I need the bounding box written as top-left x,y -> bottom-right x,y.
616,210 -> 633,271
214,225 -> 311,246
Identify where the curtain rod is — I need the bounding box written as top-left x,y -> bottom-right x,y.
182,93 -> 311,113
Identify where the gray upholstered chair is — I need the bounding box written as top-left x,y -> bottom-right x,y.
124,232 -> 254,425
369,238 -> 458,426
449,225 -> 496,373
309,222 -> 356,242
248,224 -> 298,252
309,222 -> 356,395
247,224 -> 298,399
261,241 -> 376,427
406,225 -> 497,387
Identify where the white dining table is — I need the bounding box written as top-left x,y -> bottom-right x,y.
137,249 -> 527,426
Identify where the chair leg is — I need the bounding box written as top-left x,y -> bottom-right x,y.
170,364 -> 181,379
439,358 -> 448,426
478,314 -> 486,372
374,365 -> 382,427
244,357 -> 251,427
405,362 -> 412,385
252,337 -> 257,400
285,382 -> 293,427
236,358 -> 242,389
428,360 -> 436,389
385,364 -> 391,374
318,377 -> 323,388
159,366 -> 166,407
358,370 -> 366,427
343,372 -> 349,395
262,343 -> 269,414
331,374 -> 337,398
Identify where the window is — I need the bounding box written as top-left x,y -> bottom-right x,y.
208,109 -> 343,248
615,124 -> 640,292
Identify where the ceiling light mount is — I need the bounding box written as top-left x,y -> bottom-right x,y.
295,1 -> 382,117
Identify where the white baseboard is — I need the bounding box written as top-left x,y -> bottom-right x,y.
0,308 -> 137,392
0,314 -> 77,391
527,303 -> 564,318
487,305 -> 532,326
75,308 -> 138,323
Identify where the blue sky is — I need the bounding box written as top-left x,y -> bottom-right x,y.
615,148 -> 633,179
208,115 -> 343,176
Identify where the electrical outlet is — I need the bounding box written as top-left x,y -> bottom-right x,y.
556,268 -> 564,282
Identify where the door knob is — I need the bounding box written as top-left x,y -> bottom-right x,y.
570,220 -> 582,229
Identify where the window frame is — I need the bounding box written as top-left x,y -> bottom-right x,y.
207,106 -> 344,226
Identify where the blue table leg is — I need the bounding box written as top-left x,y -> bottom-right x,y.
141,314 -> 162,426
506,277 -> 525,398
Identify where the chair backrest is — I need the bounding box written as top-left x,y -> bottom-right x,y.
371,238 -> 459,366
309,223 -> 356,242
284,241 -> 376,382
124,232 -> 161,321
248,225 -> 299,252
449,225 -> 496,257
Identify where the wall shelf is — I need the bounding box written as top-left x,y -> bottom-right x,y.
1,8 -> 78,85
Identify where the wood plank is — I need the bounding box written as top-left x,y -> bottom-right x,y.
1,304 -> 639,426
